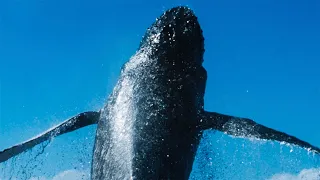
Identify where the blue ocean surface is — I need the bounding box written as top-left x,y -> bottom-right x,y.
0,0 -> 320,179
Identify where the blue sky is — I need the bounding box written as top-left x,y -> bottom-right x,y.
0,0 -> 320,179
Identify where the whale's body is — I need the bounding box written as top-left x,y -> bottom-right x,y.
0,6 -> 319,180
93,8 -> 206,179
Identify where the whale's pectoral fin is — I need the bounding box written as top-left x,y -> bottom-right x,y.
199,111 -> 320,154
0,111 -> 100,163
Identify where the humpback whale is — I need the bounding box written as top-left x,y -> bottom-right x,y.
0,6 -> 319,180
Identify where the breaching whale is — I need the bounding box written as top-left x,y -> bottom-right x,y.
1,6 -> 319,180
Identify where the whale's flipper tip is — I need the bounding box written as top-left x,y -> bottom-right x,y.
0,111 -> 100,163
199,111 -> 320,155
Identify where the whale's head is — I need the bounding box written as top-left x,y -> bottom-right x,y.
140,6 -> 205,68
139,6 -> 207,112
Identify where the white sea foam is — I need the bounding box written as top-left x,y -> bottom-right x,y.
268,168 -> 320,180
25,169 -> 90,180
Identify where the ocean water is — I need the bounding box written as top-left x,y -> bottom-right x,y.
1,0 -> 320,179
